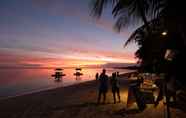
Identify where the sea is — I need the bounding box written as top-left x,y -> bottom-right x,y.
0,67 -> 134,99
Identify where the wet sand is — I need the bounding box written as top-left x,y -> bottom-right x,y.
0,72 -> 185,118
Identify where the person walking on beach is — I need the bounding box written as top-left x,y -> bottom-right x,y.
110,72 -> 121,103
97,69 -> 109,104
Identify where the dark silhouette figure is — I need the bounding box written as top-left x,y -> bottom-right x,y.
95,72 -> 99,80
97,69 -> 109,104
154,77 -> 164,107
110,72 -> 121,103
127,74 -> 146,111
116,71 -> 119,77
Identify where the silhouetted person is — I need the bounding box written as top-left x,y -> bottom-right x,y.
95,72 -> 99,80
166,76 -> 177,103
110,72 -> 120,103
116,71 -> 119,77
128,74 -> 146,111
154,76 -> 164,107
97,69 -> 109,104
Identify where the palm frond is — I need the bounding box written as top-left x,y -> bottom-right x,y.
124,25 -> 145,47
112,0 -> 133,17
90,0 -> 116,18
124,17 -> 165,48
113,13 -> 130,32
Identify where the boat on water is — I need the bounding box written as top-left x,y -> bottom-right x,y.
74,68 -> 83,76
55,68 -> 63,71
52,68 -> 66,80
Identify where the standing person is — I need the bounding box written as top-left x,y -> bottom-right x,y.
116,71 -> 119,77
154,76 -> 164,107
110,72 -> 121,104
95,72 -> 99,80
97,69 -> 109,104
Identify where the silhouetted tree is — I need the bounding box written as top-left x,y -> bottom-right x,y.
124,18 -> 167,73
90,0 -> 163,31
90,0 -> 186,86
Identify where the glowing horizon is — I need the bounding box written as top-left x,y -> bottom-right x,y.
0,48 -> 137,68
0,0 -> 139,68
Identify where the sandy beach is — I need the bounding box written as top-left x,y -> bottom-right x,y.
0,72 -> 185,118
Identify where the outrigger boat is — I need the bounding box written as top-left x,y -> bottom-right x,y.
74,68 -> 83,76
52,68 -> 66,81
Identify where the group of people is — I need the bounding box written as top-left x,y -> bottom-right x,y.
96,69 -> 120,104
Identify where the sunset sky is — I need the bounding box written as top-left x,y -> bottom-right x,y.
0,0 -> 139,68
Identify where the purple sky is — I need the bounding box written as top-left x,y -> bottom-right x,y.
0,0 -> 139,67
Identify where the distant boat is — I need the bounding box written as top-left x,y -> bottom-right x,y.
55,68 -> 63,71
74,72 -> 83,76
74,67 -> 83,76
75,68 -> 82,71
52,68 -> 66,80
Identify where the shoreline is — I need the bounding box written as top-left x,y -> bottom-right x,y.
0,79 -> 96,101
0,71 -> 137,101
0,79 -> 98,101
0,70 -> 185,118
0,72 -> 134,118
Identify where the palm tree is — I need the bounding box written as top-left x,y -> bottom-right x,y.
90,0 -> 163,31
90,0 -> 167,72
124,17 -> 167,72
124,17 -> 165,46
91,0 -> 186,75
91,0 -> 186,46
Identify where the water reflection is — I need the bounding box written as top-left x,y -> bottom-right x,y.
52,68 -> 65,81
54,78 -> 63,84
0,68 -> 133,98
75,75 -> 82,81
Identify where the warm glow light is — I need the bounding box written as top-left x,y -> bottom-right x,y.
161,31 -> 167,36
0,49 -> 137,68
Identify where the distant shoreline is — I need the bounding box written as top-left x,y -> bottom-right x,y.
0,63 -> 137,70
0,66 -> 138,70
0,71 -> 136,101
0,67 -> 91,69
113,66 -> 139,70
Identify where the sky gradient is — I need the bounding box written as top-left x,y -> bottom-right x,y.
0,0 -> 139,68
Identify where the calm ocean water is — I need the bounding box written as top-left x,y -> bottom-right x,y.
0,68 -> 133,99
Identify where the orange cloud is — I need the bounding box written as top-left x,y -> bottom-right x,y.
63,47 -> 136,62
0,46 -> 136,68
